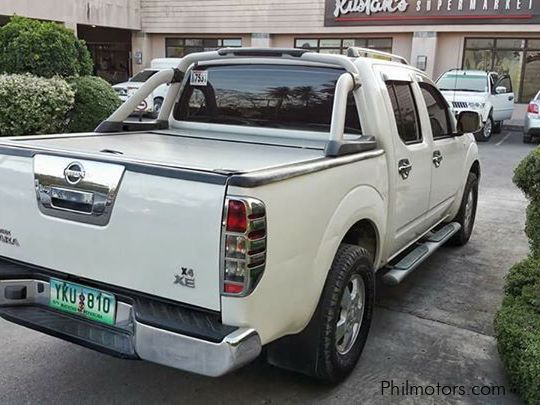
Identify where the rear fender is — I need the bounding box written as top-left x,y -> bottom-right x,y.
304,185 -> 386,323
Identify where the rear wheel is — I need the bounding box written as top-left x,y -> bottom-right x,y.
266,244 -> 375,382
314,244 -> 374,382
449,172 -> 479,246
523,132 -> 533,144
493,121 -> 503,134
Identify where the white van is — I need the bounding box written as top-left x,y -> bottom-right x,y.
112,58 -> 182,117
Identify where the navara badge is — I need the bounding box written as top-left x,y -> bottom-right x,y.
64,162 -> 85,185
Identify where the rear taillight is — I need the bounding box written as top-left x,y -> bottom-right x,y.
528,103 -> 539,114
222,197 -> 266,297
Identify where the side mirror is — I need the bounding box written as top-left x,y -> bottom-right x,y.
495,86 -> 507,94
456,111 -> 482,135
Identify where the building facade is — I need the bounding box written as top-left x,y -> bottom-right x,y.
1,1 -> 539,105
0,0 -> 140,83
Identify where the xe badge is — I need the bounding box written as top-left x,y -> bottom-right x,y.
174,267 -> 196,288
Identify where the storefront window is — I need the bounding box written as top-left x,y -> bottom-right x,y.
494,50 -> 524,99
295,38 -> 392,55
463,49 -> 493,71
463,38 -> 540,103
523,51 -> 540,102
165,38 -> 241,57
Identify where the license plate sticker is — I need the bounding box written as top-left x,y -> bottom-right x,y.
190,70 -> 208,86
49,279 -> 116,326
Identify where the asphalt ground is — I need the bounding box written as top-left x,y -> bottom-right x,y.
0,129 -> 534,404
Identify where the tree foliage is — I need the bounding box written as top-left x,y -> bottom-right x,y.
0,16 -> 93,78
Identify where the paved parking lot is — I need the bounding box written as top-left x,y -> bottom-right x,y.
0,130 -> 533,404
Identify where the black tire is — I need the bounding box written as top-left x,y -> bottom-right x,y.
475,116 -> 493,142
523,133 -> 533,144
493,121 -> 503,134
266,244 -> 375,382
449,172 -> 479,246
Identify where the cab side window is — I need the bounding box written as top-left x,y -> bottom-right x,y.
386,81 -> 422,144
498,76 -> 512,93
419,82 -> 452,139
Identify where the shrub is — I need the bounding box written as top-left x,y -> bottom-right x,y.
495,152 -> 540,404
495,258 -> 540,405
514,147 -> 540,201
0,16 -> 93,78
66,76 -> 121,133
0,74 -> 74,136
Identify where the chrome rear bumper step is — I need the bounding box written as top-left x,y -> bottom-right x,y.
0,305 -> 137,358
383,222 -> 461,286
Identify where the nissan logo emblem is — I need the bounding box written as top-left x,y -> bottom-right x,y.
64,162 -> 86,185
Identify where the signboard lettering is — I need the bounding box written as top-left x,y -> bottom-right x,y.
325,0 -> 540,25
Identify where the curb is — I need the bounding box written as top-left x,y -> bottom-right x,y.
503,125 -> 524,132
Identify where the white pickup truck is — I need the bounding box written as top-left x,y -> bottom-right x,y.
0,48 -> 481,382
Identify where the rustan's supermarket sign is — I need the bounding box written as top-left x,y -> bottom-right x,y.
325,0 -> 540,25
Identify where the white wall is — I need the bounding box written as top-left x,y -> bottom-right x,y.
0,0 -> 141,30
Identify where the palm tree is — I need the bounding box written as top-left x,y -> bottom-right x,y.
294,86 -> 319,108
267,86 -> 292,113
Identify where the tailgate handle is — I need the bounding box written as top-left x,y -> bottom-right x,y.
38,187 -> 106,215
48,187 -> 97,214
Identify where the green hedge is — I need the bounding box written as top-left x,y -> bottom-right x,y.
0,74 -> 74,136
495,258 -> 540,405
0,16 -> 93,78
66,76 -> 121,133
495,148 -> 540,405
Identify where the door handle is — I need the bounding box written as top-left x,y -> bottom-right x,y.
433,150 -> 443,168
508,95 -> 514,101
398,159 -> 412,180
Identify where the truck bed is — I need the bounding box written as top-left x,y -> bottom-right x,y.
4,130 -> 329,174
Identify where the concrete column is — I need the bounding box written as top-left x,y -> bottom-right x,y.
410,32 -> 438,79
251,33 -> 270,48
131,31 -> 152,74
64,21 -> 77,36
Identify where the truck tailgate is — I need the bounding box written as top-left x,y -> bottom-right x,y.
0,153 -> 226,311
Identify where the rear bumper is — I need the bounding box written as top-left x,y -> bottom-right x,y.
0,261 -> 261,377
525,115 -> 540,134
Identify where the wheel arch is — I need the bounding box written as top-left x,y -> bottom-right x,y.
341,219 -> 380,266
470,159 -> 481,180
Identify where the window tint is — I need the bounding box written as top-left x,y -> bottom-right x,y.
419,82 -> 452,139
386,82 -> 421,144
175,64 -> 362,134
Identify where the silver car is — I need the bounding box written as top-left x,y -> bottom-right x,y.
524,90 -> 540,143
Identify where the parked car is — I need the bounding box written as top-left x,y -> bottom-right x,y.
524,90 -> 540,143
113,58 -> 182,117
0,47 -> 481,382
436,69 -> 514,141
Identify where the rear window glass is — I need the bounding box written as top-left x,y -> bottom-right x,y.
131,70 -> 158,82
174,64 -> 361,134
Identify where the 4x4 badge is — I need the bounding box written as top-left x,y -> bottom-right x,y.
174,267 -> 195,288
